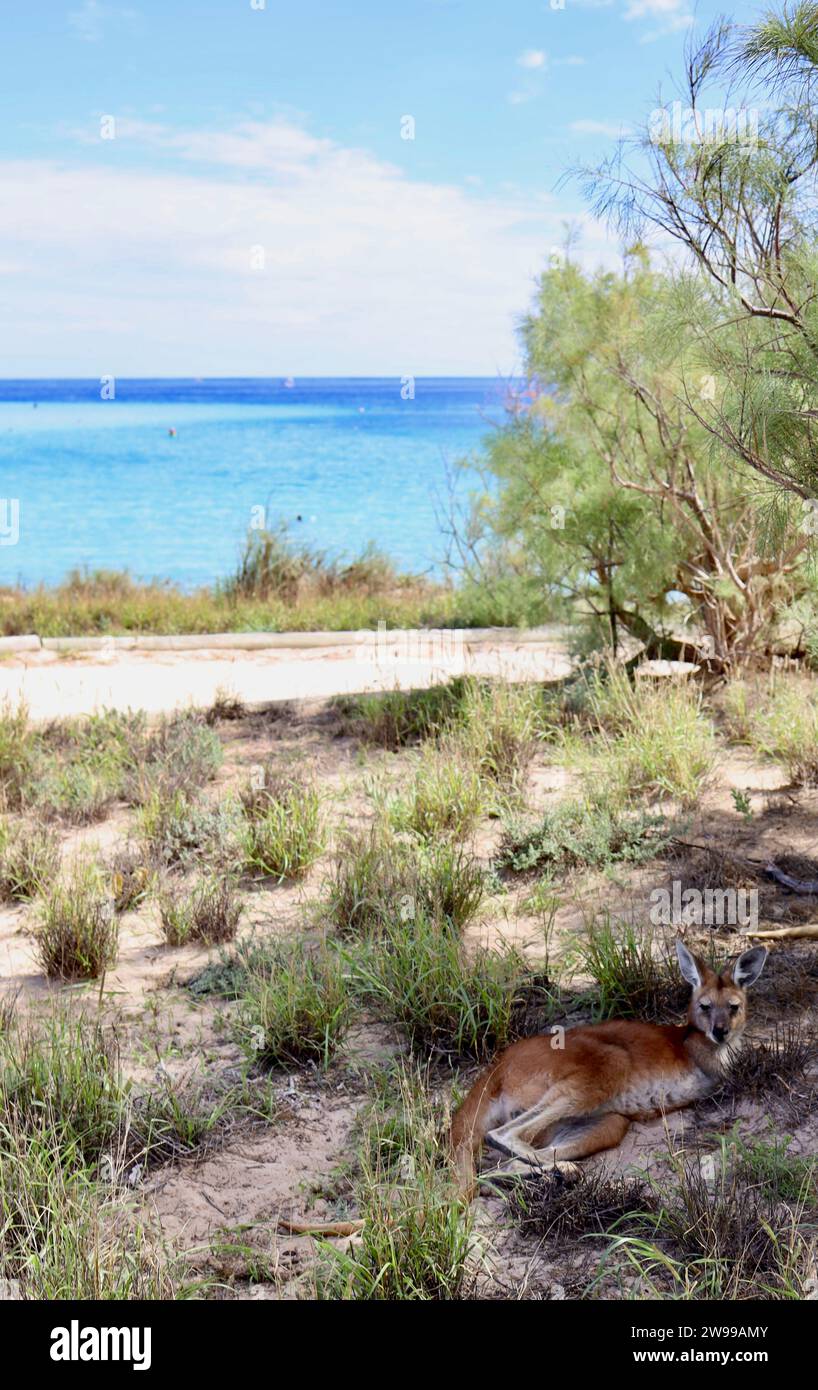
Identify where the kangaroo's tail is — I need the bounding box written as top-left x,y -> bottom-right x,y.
450,1063 -> 501,1200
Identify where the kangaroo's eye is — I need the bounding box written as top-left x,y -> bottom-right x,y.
729,1003 -> 740,1014
699,1001 -> 712,1011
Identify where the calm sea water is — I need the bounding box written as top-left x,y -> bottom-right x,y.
0,378 -> 507,591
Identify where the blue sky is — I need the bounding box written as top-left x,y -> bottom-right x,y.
0,0 -> 752,375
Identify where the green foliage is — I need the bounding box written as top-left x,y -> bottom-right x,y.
334,679 -> 470,749
351,911 -> 555,1061
576,919 -> 688,1022
318,1065 -> 472,1300
388,748 -> 485,840
157,874 -> 243,947
724,676 -> 818,785
498,797 -> 667,876
570,666 -> 716,807
467,241 -> 811,664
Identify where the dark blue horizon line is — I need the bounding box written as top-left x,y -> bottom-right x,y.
0,374 -> 513,383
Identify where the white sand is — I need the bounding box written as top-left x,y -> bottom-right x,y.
0,636 -> 572,720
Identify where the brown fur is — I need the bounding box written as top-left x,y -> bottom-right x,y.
451,941 -> 768,1197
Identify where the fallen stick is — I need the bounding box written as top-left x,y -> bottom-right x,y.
277,1217 -> 364,1238
763,864 -> 818,895
744,924 -> 818,941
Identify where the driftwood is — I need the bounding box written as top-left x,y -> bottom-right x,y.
744,924 -> 818,941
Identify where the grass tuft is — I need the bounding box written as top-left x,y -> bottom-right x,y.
235,938 -> 352,1068
0,820 -> 60,902
324,827 -> 484,936
157,874 -> 243,947
352,912 -> 555,1061
34,860 -> 119,980
389,748 -> 484,840
240,769 -> 325,880
318,1064 -> 472,1300
575,918 -> 688,1022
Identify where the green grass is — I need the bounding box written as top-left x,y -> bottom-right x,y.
240,770 -> 325,879
317,1064 -> 472,1300
157,874 -> 244,947
124,711 -> 222,805
0,553 -> 498,638
333,679 -> 471,749
0,1122 -> 176,1299
0,1012 -> 126,1165
388,748 -> 485,840
0,1013 -> 194,1297
730,1131 -> 817,1205
567,664 -> 716,808
575,918 -> 688,1022
323,826 -> 484,936
0,702 -> 221,828
351,911 -> 556,1061
0,699 -> 33,810
597,1144 -> 817,1300
0,820 -> 60,902
723,677 -> 818,785
447,679 -> 548,794
235,938 -> 352,1068
34,859 -> 119,980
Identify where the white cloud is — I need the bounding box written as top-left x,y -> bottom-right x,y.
623,0 -> 693,41
517,49 -> 547,69
67,1 -> 138,43
0,119 -> 616,374
569,119 -> 632,137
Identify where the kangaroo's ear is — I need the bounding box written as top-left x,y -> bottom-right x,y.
676,938 -> 706,989
727,946 -> 768,990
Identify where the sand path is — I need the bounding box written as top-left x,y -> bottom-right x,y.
0,632 -> 572,720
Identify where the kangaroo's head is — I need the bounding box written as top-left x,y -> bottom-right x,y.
676,939 -> 768,1046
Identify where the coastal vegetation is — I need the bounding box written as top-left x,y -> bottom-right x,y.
0,530 -> 501,637
457,2 -> 818,672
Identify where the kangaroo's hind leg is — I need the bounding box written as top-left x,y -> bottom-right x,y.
532,1112 -> 630,1166
484,1093 -> 582,1176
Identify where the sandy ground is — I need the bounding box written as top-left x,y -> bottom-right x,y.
3,680 -> 817,1297
0,637 -> 573,720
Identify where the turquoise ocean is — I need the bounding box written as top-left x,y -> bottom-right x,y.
0,378 -> 509,590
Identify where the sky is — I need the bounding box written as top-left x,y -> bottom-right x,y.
0,0 -> 758,376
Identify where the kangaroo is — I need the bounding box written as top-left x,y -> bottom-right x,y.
451,939 -> 768,1197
